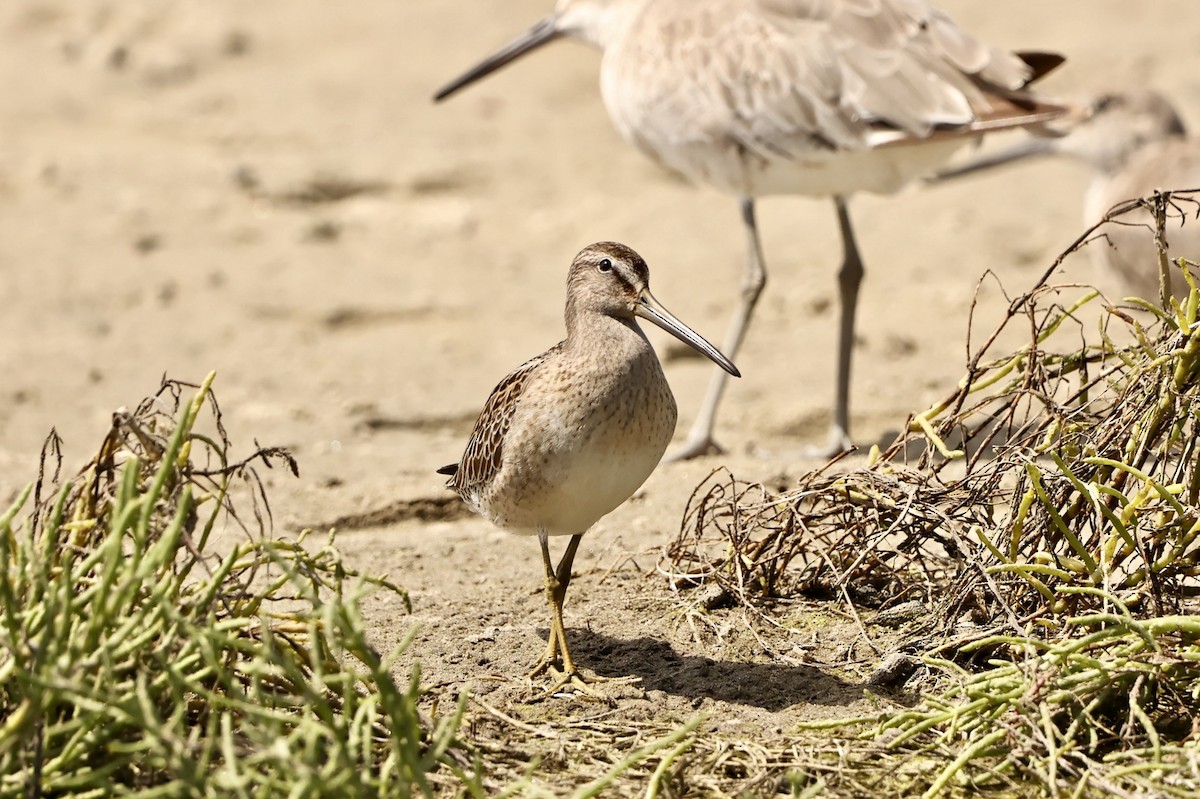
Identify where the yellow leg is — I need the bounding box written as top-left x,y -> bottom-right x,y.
527,533 -> 640,698
530,531 -> 567,673
529,533 -> 602,696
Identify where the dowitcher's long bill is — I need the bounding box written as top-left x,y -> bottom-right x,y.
936,89 -> 1200,301
438,241 -> 737,694
436,0 -> 1066,458
635,288 -> 738,377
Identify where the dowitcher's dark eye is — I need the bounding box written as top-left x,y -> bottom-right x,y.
598,258 -> 613,273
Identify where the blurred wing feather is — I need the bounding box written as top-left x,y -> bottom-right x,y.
606,0 -> 1046,164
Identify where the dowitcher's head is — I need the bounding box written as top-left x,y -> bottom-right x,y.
565,242 -> 740,377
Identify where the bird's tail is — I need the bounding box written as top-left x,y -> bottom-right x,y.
1014,52 -> 1066,87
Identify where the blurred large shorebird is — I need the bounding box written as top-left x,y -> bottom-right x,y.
438,242 -> 738,691
435,0 -> 1065,457
937,89 -> 1200,301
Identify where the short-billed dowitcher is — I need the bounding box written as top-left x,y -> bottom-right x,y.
438,241 -> 738,692
435,0 -> 1065,457
937,89 -> 1200,301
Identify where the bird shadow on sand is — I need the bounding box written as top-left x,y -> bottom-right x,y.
559,628 -> 863,712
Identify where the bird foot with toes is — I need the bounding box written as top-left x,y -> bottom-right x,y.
529,661 -> 638,700
665,435 -> 726,462
801,426 -> 854,460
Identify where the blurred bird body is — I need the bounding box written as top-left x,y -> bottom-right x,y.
436,0 -> 1065,456
937,90 -> 1200,300
592,0 -> 1052,195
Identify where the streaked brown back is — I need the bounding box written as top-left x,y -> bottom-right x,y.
447,344 -> 563,497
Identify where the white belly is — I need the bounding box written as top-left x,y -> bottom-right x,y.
517,430 -> 668,535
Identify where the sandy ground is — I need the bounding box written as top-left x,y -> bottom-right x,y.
2,0 -> 1200,784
